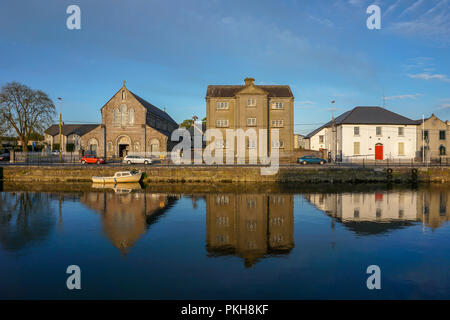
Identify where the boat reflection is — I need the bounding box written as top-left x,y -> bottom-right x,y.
91,182 -> 143,193
205,194 -> 294,267
304,188 -> 449,234
81,190 -> 179,254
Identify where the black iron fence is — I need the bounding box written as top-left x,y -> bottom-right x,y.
4,151 -> 450,168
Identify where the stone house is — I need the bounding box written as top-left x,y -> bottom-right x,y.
414,114 -> 449,162
205,77 -> 294,163
44,82 -> 178,158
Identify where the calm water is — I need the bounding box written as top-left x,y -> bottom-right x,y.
0,182 -> 449,299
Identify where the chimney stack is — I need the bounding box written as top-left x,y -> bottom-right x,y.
244,77 -> 255,86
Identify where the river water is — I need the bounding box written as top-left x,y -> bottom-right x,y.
0,182 -> 449,299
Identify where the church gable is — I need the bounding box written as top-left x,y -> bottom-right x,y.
101,82 -> 147,127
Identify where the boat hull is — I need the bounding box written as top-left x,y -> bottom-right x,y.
91,173 -> 142,184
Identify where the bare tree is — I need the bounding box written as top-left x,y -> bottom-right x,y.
0,117 -> 7,136
0,82 -> 56,151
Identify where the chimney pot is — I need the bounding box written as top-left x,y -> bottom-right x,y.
244,77 -> 255,86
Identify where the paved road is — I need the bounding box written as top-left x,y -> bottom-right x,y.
1,161 -> 448,169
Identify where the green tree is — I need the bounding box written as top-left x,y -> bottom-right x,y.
0,82 -> 56,151
180,119 -> 194,129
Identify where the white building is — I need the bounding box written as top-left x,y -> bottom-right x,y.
305,107 -> 417,162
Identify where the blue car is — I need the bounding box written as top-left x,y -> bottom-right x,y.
298,155 -> 327,165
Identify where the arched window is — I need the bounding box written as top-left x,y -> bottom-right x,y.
129,108 -> 134,125
150,139 -> 160,155
120,104 -> 127,126
122,90 -> 126,100
87,138 -> 98,156
440,145 -> 446,156
134,142 -> 140,152
113,108 -> 119,125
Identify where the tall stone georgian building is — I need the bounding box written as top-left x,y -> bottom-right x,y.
45,82 -> 178,157
205,77 -> 294,161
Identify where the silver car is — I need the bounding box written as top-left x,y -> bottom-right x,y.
123,155 -> 153,165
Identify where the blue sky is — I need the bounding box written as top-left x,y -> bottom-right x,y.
1,0 -> 449,135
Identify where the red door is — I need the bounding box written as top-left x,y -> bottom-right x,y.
375,144 -> 383,160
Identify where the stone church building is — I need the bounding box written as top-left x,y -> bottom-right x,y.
45,82 -> 179,158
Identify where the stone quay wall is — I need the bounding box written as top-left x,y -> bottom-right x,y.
1,165 -> 449,184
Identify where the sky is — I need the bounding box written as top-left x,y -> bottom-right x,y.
0,0 -> 449,135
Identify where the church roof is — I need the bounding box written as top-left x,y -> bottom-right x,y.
45,124 -> 99,137
129,91 -> 178,126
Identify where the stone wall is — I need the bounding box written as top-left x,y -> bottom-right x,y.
1,165 -> 449,183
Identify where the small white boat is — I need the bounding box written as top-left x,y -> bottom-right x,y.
91,171 -> 142,184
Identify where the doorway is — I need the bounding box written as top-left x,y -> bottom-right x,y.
375,144 -> 383,160
119,144 -> 129,157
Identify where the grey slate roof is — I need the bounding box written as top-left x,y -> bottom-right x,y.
129,91 -> 178,126
206,85 -> 293,98
45,124 -> 99,137
306,106 -> 416,138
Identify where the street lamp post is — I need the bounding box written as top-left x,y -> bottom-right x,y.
58,97 -> 62,163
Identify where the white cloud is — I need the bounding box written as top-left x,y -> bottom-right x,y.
387,0 -> 450,44
408,73 -> 450,82
385,94 -> 422,100
399,0 -> 425,18
296,100 -> 315,109
384,0 -> 403,16
308,15 -> 334,28
298,100 -> 315,105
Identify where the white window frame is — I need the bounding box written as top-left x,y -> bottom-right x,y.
398,127 -> 404,137
216,119 -> 229,128
319,135 -> 324,143
272,102 -> 283,110
247,118 -> 256,126
271,140 -> 284,149
271,119 -> 284,127
216,102 -> 229,110
354,126 -> 360,136
247,99 -> 256,107
376,127 -> 382,136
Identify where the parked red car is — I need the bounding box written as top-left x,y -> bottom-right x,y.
80,155 -> 105,165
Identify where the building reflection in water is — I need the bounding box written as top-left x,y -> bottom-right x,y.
206,194 -> 294,267
304,189 -> 449,234
81,188 -> 179,255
